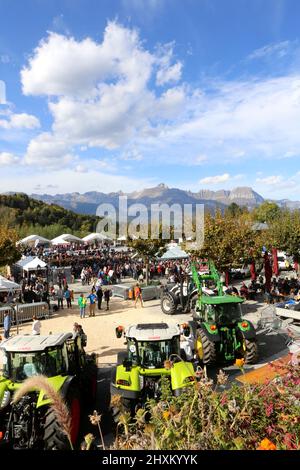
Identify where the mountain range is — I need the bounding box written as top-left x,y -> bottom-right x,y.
28,184 -> 300,215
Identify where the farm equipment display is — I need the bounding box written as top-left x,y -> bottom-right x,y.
160,276 -> 199,315
0,333 -> 97,449
111,323 -> 196,416
191,260 -> 258,365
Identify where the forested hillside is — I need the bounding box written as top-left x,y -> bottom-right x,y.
0,193 -> 99,239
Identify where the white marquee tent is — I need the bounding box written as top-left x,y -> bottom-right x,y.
159,246 -> 189,260
17,234 -> 50,246
0,275 -> 21,292
16,256 -> 47,272
51,234 -> 83,245
82,233 -> 112,243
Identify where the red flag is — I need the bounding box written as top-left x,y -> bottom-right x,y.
264,253 -> 272,292
272,248 -> 279,276
250,261 -> 257,280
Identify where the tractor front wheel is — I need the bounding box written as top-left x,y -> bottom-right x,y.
196,328 -> 217,365
244,339 -> 258,364
161,293 -> 177,315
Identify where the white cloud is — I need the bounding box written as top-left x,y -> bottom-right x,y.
24,132 -> 74,167
247,40 -> 293,60
0,112 -> 40,129
120,149 -> 143,161
156,42 -> 182,86
21,22 -> 187,161
199,173 -> 230,185
75,164 -> 88,173
0,152 -> 20,165
256,175 -> 283,185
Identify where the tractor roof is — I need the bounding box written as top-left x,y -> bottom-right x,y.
201,295 -> 244,305
0,333 -> 73,352
126,323 -> 180,341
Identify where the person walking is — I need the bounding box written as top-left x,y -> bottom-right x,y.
96,286 -> 103,310
134,283 -> 143,308
32,315 -> 41,335
78,293 -> 87,319
87,291 -> 97,317
3,311 -> 11,339
64,287 -> 72,308
57,284 -> 64,310
104,288 -> 111,311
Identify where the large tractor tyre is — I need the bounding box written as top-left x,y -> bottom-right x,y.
196,328 -> 217,365
189,294 -> 198,314
84,363 -> 98,405
244,339 -> 259,364
161,293 -> 177,315
43,386 -> 81,450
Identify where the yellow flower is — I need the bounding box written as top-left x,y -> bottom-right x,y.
162,410 -> 171,420
235,358 -> 245,368
257,438 -> 277,450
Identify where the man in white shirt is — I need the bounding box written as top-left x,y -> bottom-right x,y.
32,315 -> 41,335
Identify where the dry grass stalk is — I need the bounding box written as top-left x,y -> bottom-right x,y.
12,374 -> 72,447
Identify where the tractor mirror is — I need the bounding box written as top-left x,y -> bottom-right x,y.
115,326 -> 124,338
123,359 -> 132,372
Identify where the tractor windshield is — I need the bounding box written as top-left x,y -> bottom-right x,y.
128,337 -> 180,369
212,303 -> 242,324
4,347 -> 67,382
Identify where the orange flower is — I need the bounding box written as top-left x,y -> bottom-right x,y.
235,358 -> 245,368
162,410 -> 171,420
257,438 -> 277,450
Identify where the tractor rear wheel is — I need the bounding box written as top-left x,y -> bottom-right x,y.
244,338 -> 258,364
161,293 -> 177,315
196,328 -> 217,365
43,385 -> 81,450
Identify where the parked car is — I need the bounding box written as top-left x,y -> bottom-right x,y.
276,251 -> 293,271
230,264 -> 251,279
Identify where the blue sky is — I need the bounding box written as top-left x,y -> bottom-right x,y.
0,0 -> 299,199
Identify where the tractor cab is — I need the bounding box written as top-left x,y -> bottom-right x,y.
124,323 -> 182,369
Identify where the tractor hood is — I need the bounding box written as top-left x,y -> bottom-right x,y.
0,374 -> 68,409
201,295 -> 244,305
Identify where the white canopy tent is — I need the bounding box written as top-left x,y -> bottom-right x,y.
159,246 -> 189,260
17,234 -> 50,246
82,233 -> 112,243
51,234 -> 83,245
0,275 -> 21,292
16,256 -> 47,272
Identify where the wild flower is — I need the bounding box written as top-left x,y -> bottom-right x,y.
257,438 -> 277,450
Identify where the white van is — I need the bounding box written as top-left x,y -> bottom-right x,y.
276,251 -> 291,271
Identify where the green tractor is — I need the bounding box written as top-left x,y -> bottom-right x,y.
0,333 -> 97,449
191,261 -> 258,365
111,323 -> 196,417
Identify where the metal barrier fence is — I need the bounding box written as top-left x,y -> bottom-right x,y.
0,302 -> 50,329
15,302 -> 50,324
112,284 -> 162,301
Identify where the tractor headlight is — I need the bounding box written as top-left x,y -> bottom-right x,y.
116,379 -> 130,386
183,376 -> 195,384
0,390 -> 11,409
139,375 -> 144,390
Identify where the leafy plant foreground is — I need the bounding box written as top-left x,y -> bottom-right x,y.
112,365 -> 300,451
